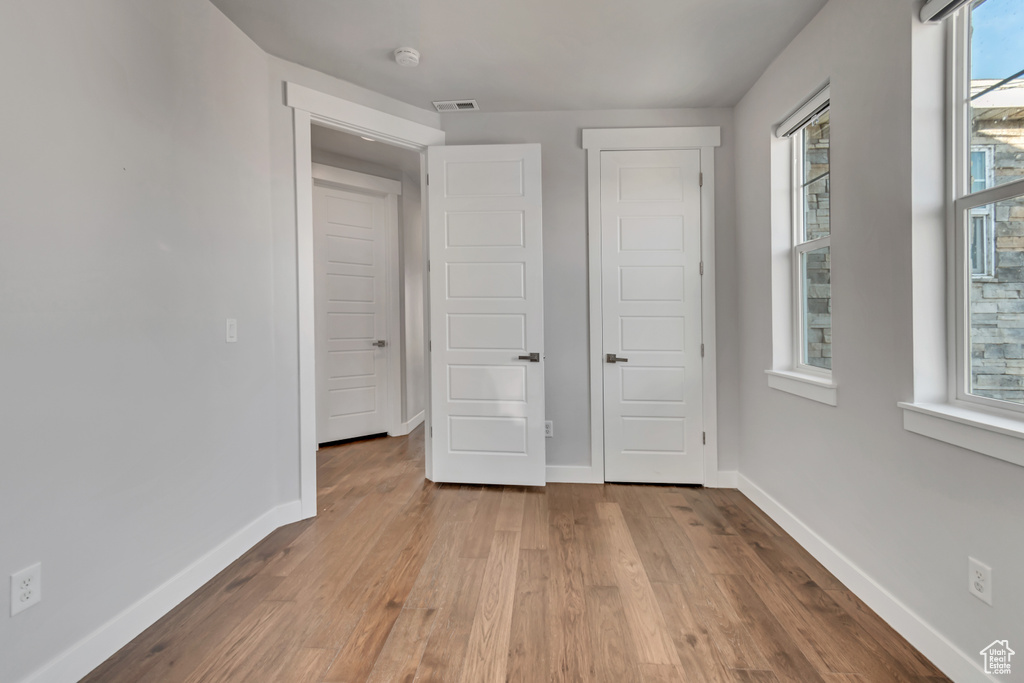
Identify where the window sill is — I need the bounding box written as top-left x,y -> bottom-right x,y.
765,369 -> 837,406
898,401 -> 1024,468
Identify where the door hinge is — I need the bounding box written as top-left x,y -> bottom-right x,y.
426,174 -> 430,185
699,172 -> 703,187
703,432 -> 706,445
699,261 -> 704,276
430,425 -> 433,437
428,340 -> 431,352
701,343 -> 705,357
428,260 -> 431,272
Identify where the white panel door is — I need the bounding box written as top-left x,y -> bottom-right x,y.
428,144 -> 546,486
313,183 -> 390,443
602,150 -> 704,484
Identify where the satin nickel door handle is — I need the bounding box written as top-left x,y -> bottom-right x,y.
372,340 -> 387,348
518,352 -> 540,362
606,353 -> 629,363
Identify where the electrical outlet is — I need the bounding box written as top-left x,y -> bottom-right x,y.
968,557 -> 992,605
226,318 -> 238,343
10,563 -> 41,616
545,420 -> 554,438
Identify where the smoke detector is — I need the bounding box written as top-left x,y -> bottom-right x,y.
394,47 -> 420,67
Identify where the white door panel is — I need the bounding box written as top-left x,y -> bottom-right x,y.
314,183 -> 391,443
428,144 -> 545,486
602,150 -> 704,484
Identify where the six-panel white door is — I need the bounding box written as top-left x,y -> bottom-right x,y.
313,182 -> 392,443
601,150 -> 704,484
427,144 -> 546,486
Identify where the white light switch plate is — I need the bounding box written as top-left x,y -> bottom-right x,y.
226,318 -> 237,343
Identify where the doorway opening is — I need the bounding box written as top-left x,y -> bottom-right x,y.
310,125 -> 426,446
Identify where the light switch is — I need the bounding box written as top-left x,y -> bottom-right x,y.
226,318 -> 237,343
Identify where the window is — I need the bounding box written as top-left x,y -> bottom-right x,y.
953,0 -> 1024,410
794,108 -> 832,375
766,85 -> 836,405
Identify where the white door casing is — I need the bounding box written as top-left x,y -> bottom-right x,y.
427,144 -> 546,486
601,149 -> 704,484
312,167 -> 401,443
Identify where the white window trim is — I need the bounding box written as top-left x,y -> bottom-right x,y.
900,10 -> 1024,468
767,84 -> 837,405
968,146 -> 995,280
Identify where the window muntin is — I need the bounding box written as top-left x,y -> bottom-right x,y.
954,0 -> 1024,410
794,109 -> 832,374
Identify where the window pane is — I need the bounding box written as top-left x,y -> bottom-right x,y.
971,149 -> 988,194
971,214 -> 993,277
801,110 -> 830,241
968,0 -> 1024,193
801,246 -> 831,370
969,192 -> 1024,405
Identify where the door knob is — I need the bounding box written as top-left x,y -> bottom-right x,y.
517,352 -> 541,362
372,340 -> 387,348
606,353 -> 629,363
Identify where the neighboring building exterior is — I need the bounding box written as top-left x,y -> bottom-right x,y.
969,80 -> 1024,404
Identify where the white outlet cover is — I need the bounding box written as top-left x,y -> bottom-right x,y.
226,318 -> 238,343
968,556 -> 992,606
545,420 -> 554,438
11,562 -> 41,616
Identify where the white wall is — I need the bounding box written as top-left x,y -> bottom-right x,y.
733,0 -> 1024,676
0,1 -> 285,681
441,109 -> 739,471
309,148 -> 426,425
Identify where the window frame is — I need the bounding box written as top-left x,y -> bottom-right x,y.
949,8 -> 1024,416
968,145 -> 995,280
791,110 -> 833,380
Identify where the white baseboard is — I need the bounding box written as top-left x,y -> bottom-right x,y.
737,474 -> 992,683
20,501 -> 305,683
713,470 -> 738,488
389,410 -> 425,437
546,464 -> 603,484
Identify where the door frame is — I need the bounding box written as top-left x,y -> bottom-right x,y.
287,82 -> 445,518
582,127 -> 722,487
311,164 -> 402,446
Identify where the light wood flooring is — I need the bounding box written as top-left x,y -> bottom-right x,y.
84,427 -> 949,682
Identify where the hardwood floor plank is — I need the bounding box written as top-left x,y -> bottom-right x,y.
585,585 -> 643,683
495,486 -> 527,531
321,496 -> 445,681
652,581 -> 733,683
638,663 -> 688,682
365,607 -> 437,683
714,574 -> 827,683
405,521 -> 467,609
413,557 -> 487,683
827,588 -> 946,678
460,486 -> 503,558
520,487 -> 549,550
650,517 -> 770,672
595,502 -> 681,666
506,549 -> 550,682
459,530 -> 522,683
732,671 -> 783,683
547,508 -> 593,682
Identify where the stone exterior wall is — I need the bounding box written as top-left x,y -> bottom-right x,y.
803,114 -> 832,370
969,111 -> 1024,404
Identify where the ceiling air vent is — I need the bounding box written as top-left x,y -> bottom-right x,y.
433,100 -> 480,112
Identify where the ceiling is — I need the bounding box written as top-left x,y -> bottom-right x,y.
209,0 -> 828,113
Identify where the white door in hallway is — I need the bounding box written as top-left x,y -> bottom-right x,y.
427,144 -> 546,486
601,149 -> 704,484
313,182 -> 394,443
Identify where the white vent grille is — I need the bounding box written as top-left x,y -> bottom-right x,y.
433,100 -> 480,112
